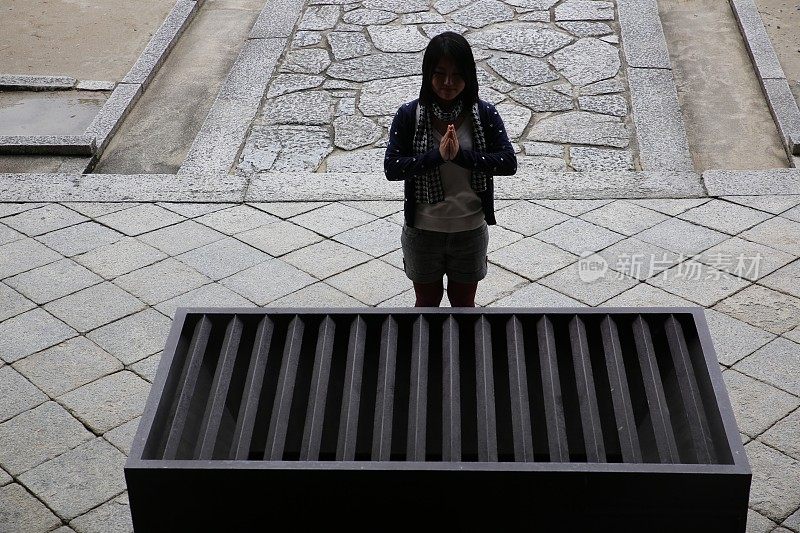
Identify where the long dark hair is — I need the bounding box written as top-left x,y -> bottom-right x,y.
419,31 -> 479,106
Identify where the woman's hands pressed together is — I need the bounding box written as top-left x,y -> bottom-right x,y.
438,124 -> 460,161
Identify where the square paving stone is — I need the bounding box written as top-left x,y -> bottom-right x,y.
130,351 -> 161,383
703,308 -> 776,366
538,263 -> 639,306
722,369 -> 799,438
96,204 -> 185,236
646,259 -> 750,306
377,288 -> 416,307
626,198 -> 711,216
379,248 -> 404,270
248,201 -> 329,218
154,283 -> 256,318
760,409 -> 800,461
734,338 -> 800,396
0,308 -> 76,363
0,483 -> 61,533
13,336 -> 122,397
269,282 -> 364,307
760,259 -> 800,299
87,309 -> 172,365
156,202 -> 236,218
780,508 -> 800,532
5,258 -> 102,304
19,438 -> 126,521
595,237 -> 682,280
694,236 -> 795,282
104,417 -> 140,457
236,220 -> 323,256
74,237 -> 167,279
677,199 -> 772,235
785,325 -> 800,344
494,201 -> 570,236
326,259 -> 408,305
535,218 -> 626,255
491,281 -> 585,307
489,237 -> 577,281
176,238 -> 271,280
0,238 -> 61,279
0,282 -> 35,322
0,366 -> 47,423
69,491 -> 132,533
487,224 -> 524,252
0,222 -> 23,245
744,440 -> 800,522
35,222 -> 123,258
781,204 -> 800,223
603,283 -> 695,307
722,195 -> 800,215
282,239 -> 372,279
220,258 -> 317,305
531,198 -> 614,216
137,219 -> 226,256
579,200 -> 670,236
58,371 -> 150,433
341,200 -> 403,217
289,202 -> 376,237
332,218 -> 400,257
473,265 -> 529,306
740,216 -> 800,256
636,217 -> 729,256
66,202 -> 136,218
113,258 -> 211,305
714,285 -> 800,334
0,401 -> 93,475
2,204 -> 88,237
44,282 -> 146,333
0,467 -> 9,486
746,509 -> 779,532
195,204 -> 279,235
0,202 -> 45,218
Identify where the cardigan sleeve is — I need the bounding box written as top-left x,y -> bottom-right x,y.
383,105 -> 444,182
451,102 -> 517,176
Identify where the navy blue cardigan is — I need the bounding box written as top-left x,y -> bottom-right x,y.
383,98 -> 517,227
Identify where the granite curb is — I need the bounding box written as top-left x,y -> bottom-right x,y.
0,136 -> 96,156
617,0 -> 671,69
249,0 -> 305,39
0,75 -> 76,91
85,83 -> 142,155
703,168 -> 800,196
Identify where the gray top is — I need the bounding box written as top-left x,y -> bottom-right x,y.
414,112 -> 486,232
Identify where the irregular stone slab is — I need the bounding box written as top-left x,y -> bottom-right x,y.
553,83 -> 573,96
579,78 -> 624,95
570,146 -> 634,171
617,0 -> 671,68
487,53 -> 559,85
549,38 -> 620,86
266,74 -> 324,98
342,8 -> 397,24
578,94 -> 628,116
555,0 -> 615,21
334,22 -> 364,31
323,79 -> 359,90
359,76 -> 422,116
327,53 -> 422,81
510,86 -> 573,112
262,90 -> 334,125
298,5 -> 340,30
334,116 -> 383,150
556,21 -> 613,37
292,30 -> 322,47
280,48 -> 331,74
362,0 -> 428,13
421,23 -> 469,38
367,26 -> 428,52
628,68 -> 693,170
336,97 -> 356,116
450,0 -> 514,28
495,102 -> 532,138
401,11 -> 445,23
469,23 -> 573,57
519,12 -> 550,22
478,86 -> 506,104
523,141 -> 563,157
239,125 -> 332,173
526,111 -> 629,147
325,148 -> 386,172
505,0 -> 560,9
434,0 -> 472,14
601,34 -> 619,44
517,155 -> 568,171
328,31 -> 372,60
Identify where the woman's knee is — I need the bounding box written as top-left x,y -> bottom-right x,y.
413,279 -> 444,307
447,280 -> 478,307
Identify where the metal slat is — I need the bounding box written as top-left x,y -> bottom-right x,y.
442,315 -> 461,462
632,316 -> 679,463
163,315 -> 213,460
230,316 -> 274,460
506,315 -> 533,462
301,316 -> 336,461
537,315 -> 569,462
665,315 -> 715,463
196,316 -> 244,459
406,315 -> 429,461
264,316 -> 304,460
569,316 -> 606,463
337,315 -> 366,461
475,316 -> 498,462
372,316 -> 398,461
600,315 -> 642,463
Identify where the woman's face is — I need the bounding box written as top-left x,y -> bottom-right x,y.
431,55 -> 465,104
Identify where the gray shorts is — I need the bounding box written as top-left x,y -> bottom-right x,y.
400,222 -> 489,284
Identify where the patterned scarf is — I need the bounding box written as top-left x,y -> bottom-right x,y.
412,98 -> 489,204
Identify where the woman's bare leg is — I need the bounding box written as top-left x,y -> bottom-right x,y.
413,279 -> 444,307
447,279 -> 479,307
